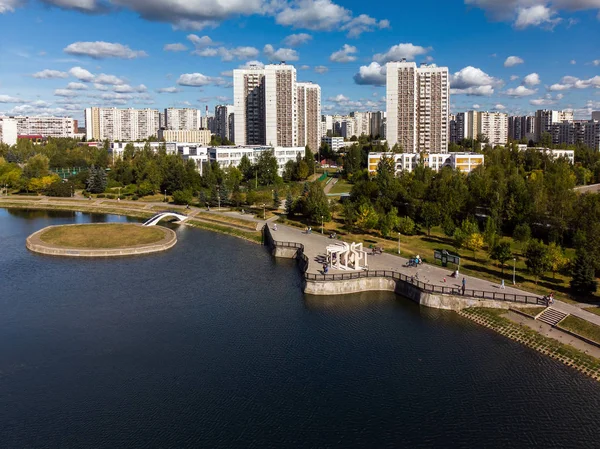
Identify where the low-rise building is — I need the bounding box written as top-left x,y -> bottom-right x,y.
109,142 -> 178,159
178,145 -> 209,175
158,129 -> 211,145
517,145 -> 575,164
209,145 -> 305,176
321,136 -> 345,152
367,152 -> 484,175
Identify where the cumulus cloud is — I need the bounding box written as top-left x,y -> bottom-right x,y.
515,5 -> 561,29
69,66 -> 94,82
329,44 -> 357,63
504,55 -> 524,67
353,62 -> 386,86
238,60 -> 265,69
283,33 -> 312,46
54,88 -> 82,97
263,44 -> 299,62
495,104 -> 506,110
505,85 -> 537,96
163,43 -> 187,52
276,0 -> 351,30
193,46 -> 259,61
177,73 -> 215,86
156,87 -> 181,93
510,75 -> 520,81
593,59 -> 600,66
450,66 -> 503,96
94,73 -> 126,85
328,94 -> 349,103
187,34 -> 215,47
0,94 -> 26,103
523,72 -> 541,86
549,75 -> 600,91
339,14 -> 390,38
373,43 -> 432,64
32,69 -> 69,79
314,66 -> 328,74
113,84 -> 147,93
0,0 -> 20,14
66,82 -> 88,90
64,41 -> 148,59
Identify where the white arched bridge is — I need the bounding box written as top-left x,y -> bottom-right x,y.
143,211 -> 189,227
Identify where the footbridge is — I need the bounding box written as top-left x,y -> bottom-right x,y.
143,211 -> 189,226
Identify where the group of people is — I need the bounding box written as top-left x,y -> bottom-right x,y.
407,255 -> 422,267
305,227 -> 312,234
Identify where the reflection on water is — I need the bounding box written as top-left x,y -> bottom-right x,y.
1,207 -> 600,449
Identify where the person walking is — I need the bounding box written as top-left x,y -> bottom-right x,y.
500,279 -> 505,289
461,277 -> 466,295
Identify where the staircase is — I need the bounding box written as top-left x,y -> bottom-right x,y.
536,308 -> 569,327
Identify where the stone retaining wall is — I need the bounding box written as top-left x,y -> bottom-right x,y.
26,224 -> 177,257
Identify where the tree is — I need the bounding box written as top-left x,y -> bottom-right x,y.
304,146 -> 316,176
256,150 -> 279,185
46,180 -> 74,197
525,240 -> 551,284
23,154 -> 50,179
419,202 -> 441,236
378,207 -> 400,237
302,181 -> 331,224
490,241 -> 513,274
570,249 -> 597,297
86,166 -> 107,194
547,242 -> 568,279
172,189 -> 193,205
513,223 -> 531,246
397,216 -> 416,236
464,232 -> 484,254
355,203 -> 379,232
285,191 -> 294,217
273,190 -> 280,209
239,154 -> 253,181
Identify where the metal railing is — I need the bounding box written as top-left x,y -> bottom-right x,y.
264,228 -> 542,305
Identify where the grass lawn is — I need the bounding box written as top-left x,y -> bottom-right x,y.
583,307 -> 600,317
559,315 -> 600,344
514,306 -> 547,317
40,224 -> 165,249
328,179 -> 352,195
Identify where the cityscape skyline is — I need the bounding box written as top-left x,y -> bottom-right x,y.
1,0 -> 599,122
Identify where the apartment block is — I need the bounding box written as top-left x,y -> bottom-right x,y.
478,112 -> 508,147
386,61 -> 449,153
297,82 -> 321,151
551,120 -> 600,151
1,116 -> 76,138
534,109 -> 574,142
321,136 -> 346,152
85,107 -> 160,141
164,108 -> 201,131
0,118 -> 18,145
214,105 -> 235,143
233,65 -> 266,145
508,116 -> 535,142
351,111 -> 371,137
368,151 -> 483,175
158,129 -> 211,145
209,145 -> 305,176
265,64 -> 297,147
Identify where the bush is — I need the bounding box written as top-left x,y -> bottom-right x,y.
131,195 -> 139,201
172,189 -> 193,205
45,181 -> 74,197
97,194 -> 106,198
107,179 -> 123,189
397,216 -> 416,236
106,194 -> 115,199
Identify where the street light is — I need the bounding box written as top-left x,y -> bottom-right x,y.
164,189 -> 167,203
321,215 -> 324,234
217,194 -> 221,211
398,232 -> 401,255
513,258 -> 516,285
261,203 -> 266,220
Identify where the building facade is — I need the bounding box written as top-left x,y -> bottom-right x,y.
233,65 -> 266,146
321,136 -> 346,152
0,118 -> 18,145
297,82 -> 321,152
1,116 -> 77,139
508,116 -> 536,142
534,109 -> 574,142
386,61 -> 449,153
157,129 -> 211,145
478,112 -> 508,147
208,145 -> 305,176
368,151 -> 483,175
265,63 -> 297,147
85,107 -> 160,141
214,105 -> 235,143
164,108 -> 201,131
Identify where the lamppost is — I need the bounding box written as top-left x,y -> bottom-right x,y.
321,215 -> 324,234
164,189 -> 167,203
261,203 -> 266,220
398,232 -> 401,255
217,194 -> 221,211
513,258 -> 516,285
117,187 -> 121,201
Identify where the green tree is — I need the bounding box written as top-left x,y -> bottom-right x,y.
355,203 -> 379,232
490,241 -> 513,274
419,202 -> 441,236
525,240 -> 551,284
172,189 -> 193,205
513,223 -> 531,246
285,191 -> 294,217
238,154 -> 253,181
302,181 -> 331,224
23,154 -> 50,179
45,180 -> 74,197
570,249 -> 597,297
547,242 -> 568,279
273,190 -> 280,209
256,150 -> 279,186
378,207 -> 400,237
397,216 -> 416,236
86,165 -> 107,194
304,146 -> 316,176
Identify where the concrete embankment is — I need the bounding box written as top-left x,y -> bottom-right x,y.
26,224 -> 177,257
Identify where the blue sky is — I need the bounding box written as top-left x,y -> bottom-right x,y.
0,0 -> 599,122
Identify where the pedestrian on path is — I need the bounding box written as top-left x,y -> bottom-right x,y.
500,279 -> 505,289
462,277 -> 466,295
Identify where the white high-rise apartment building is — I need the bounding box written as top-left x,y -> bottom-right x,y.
215,105 -> 235,142
386,61 -> 449,153
3,116 -> 76,138
351,111 -> 372,137
478,112 -> 508,147
233,64 -> 266,146
85,107 -> 160,141
297,82 -> 321,151
265,63 -> 297,147
164,108 -> 201,131
534,109 -> 574,142
0,118 -> 18,145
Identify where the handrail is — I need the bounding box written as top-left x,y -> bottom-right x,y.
264,229 -> 542,305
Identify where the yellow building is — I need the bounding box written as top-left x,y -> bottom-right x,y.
157,129 -> 211,145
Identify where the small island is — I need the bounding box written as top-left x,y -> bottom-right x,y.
26,223 -> 177,257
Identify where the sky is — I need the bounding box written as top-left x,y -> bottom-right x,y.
0,0 -> 599,123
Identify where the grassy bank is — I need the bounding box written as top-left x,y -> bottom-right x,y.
559,315 -> 600,345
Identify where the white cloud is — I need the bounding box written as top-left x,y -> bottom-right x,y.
263,44 -> 299,62
523,72 -> 541,86
54,89 -> 81,97
495,104 -> 506,110
505,85 -> 537,96
94,73 -> 126,85
329,94 -> 349,103
504,55 -> 524,67
177,73 -> 214,86
0,0 -> 20,14
549,75 -> 600,91
353,62 -> 386,86
69,66 -> 94,82
66,82 -> 88,90
314,65 -> 328,74
193,46 -> 259,61
276,0 -> 351,30
515,5 -> 561,29
530,97 -> 556,106
220,70 -> 233,77
0,94 -> 25,103
339,14 -> 390,38
299,65 -> 310,70
593,60 -> 600,66
570,59 -> 577,65
283,33 -> 312,47
473,104 -> 481,109
238,60 -> 265,69
156,86 -> 181,93
329,44 -> 357,63
64,41 -> 148,59
510,75 -> 519,81
187,34 -> 215,47
163,43 -> 187,52
32,69 -> 69,79
373,43 -> 432,64
112,84 -> 147,93
450,66 -> 503,96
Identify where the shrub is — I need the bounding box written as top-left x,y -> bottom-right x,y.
106,194 -> 115,199
131,195 -> 139,201
45,181 -> 74,197
97,194 -> 106,198
172,189 -> 193,205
